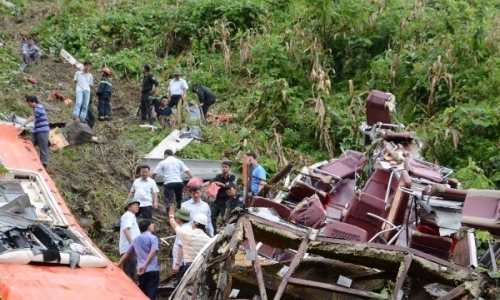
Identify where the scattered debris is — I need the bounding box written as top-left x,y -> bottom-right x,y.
47,91 -> 65,101
145,129 -> 193,157
179,126 -> 202,140
207,113 -> 234,125
59,49 -> 83,69
27,77 -> 38,84
49,128 -> 69,151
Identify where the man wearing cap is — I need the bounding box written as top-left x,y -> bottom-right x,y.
167,70 -> 188,109
202,161 -> 236,230
181,185 -> 214,237
247,151 -> 267,195
171,208 -> 191,285
73,61 -> 94,122
168,206 -> 211,281
126,165 -> 159,220
152,149 -> 194,210
119,198 -> 141,280
96,66 -> 113,121
117,219 -> 159,299
223,182 -> 244,223
140,65 -> 159,122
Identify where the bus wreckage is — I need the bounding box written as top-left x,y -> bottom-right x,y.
170,90 -> 498,300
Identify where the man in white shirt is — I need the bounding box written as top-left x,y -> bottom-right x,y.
170,207 -> 191,286
151,149 -> 194,211
73,61 -> 94,123
168,206 -> 211,281
166,70 -> 188,109
181,185 -> 214,237
126,165 -> 159,220
119,198 -> 141,280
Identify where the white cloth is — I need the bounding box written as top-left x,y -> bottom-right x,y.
174,226 -> 210,263
119,211 -> 140,254
172,222 -> 191,267
129,177 -> 159,207
153,156 -> 189,184
181,199 -> 214,237
168,78 -> 188,95
74,71 -> 93,92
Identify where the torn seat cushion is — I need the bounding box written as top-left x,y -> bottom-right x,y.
404,157 -> 443,183
289,195 -> 326,229
461,189 -> 500,234
343,192 -> 391,240
251,196 -> 292,220
366,90 -> 392,125
410,230 -> 453,260
322,220 -> 368,242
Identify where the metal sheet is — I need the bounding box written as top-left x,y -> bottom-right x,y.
141,158 -> 228,183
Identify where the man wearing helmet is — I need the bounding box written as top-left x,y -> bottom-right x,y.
96,67 -> 113,121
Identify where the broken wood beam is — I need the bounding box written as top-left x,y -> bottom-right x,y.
436,283 -> 466,300
258,162 -> 294,197
245,215 -> 485,298
287,277 -> 377,299
244,217 -> 268,300
273,234 -> 309,299
392,255 -> 412,300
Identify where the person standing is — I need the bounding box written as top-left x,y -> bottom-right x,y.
119,198 -> 141,281
168,206 -> 211,281
151,149 -> 194,210
126,165 -> 159,220
223,182 -> 244,223
73,61 -> 94,123
247,151 -> 267,195
96,67 -> 113,121
167,70 -> 188,109
19,95 -> 50,167
202,161 -> 235,231
21,37 -> 41,66
117,219 -> 160,300
192,84 -> 216,124
170,208 -> 191,285
140,65 -> 158,122
181,185 -> 214,237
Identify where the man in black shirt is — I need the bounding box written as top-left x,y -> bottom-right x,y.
224,182 -> 244,223
192,84 -> 216,124
140,65 -> 158,121
203,161 -> 235,230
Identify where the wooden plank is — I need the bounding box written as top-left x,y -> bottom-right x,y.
258,162 -> 294,197
436,284 -> 466,300
287,277 -> 376,298
244,217 -> 268,300
243,154 -> 252,207
273,235 -> 309,300
144,129 -> 193,158
393,255 -> 412,300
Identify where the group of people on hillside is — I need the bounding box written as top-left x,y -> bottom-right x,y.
116,149 -> 267,299
140,65 -> 217,127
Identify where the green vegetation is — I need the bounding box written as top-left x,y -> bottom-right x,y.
1,0 -> 499,261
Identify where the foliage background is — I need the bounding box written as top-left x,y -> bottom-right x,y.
0,0 -> 499,256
